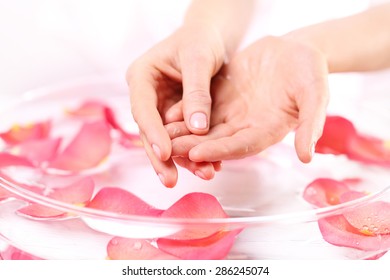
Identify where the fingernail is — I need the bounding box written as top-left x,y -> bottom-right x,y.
195,170 -> 207,180
190,112 -> 208,130
158,173 -> 165,185
152,144 -> 161,160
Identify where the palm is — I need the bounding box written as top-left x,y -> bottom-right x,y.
171,36 -> 329,163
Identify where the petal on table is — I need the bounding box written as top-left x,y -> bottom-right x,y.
49,120 -> 111,172
303,178 -> 351,207
107,237 -> 177,260
318,215 -> 390,251
315,116 -> 356,155
0,121 -> 51,145
160,193 -> 228,239
157,229 -> 241,260
86,187 -> 162,216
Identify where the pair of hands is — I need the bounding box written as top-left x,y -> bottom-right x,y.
127,26 -> 329,188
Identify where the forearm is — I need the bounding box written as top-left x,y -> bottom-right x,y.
286,3 -> 390,73
183,0 -> 255,57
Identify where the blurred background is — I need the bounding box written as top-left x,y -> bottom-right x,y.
0,0 -> 389,132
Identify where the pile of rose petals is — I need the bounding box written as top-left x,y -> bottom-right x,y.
316,116 -> 390,166
0,99 -> 239,260
303,178 -> 390,259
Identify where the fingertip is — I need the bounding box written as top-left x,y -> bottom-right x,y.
188,112 -> 209,134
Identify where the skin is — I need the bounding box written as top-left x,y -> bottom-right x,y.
130,2 -> 390,188
127,0 -> 254,187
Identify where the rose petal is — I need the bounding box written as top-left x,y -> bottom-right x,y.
66,99 -> 107,118
86,187 -> 162,216
318,215 -> 390,251
17,177 -> 95,218
49,120 -> 111,172
10,138 -> 61,165
0,153 -> 34,168
157,229 -> 241,260
316,116 -> 390,166
16,204 -> 66,219
104,107 -> 141,147
160,193 -> 228,240
107,237 -> 177,260
347,135 -> 390,166
340,191 -> 390,236
303,178 -> 351,207
0,121 -> 51,145
315,116 -> 356,155
1,245 -> 43,260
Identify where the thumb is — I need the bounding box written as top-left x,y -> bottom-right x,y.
180,51 -> 215,135
294,85 -> 329,163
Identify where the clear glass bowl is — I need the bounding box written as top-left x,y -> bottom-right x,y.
1,75 -> 390,260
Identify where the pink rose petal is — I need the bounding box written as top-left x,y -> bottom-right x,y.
49,120 -> 111,172
104,106 -> 141,147
10,138 -> 61,165
86,187 -> 162,216
0,153 -> 34,168
316,116 -> 356,155
347,135 -> 390,166
107,237 -> 177,260
1,245 -> 43,260
17,177 -> 94,218
318,215 -> 390,251
157,229 -> 241,260
303,178 -> 351,207
316,115 -> 390,166
340,191 -> 390,236
0,121 -> 51,145
66,100 -> 107,118
160,192 -> 228,240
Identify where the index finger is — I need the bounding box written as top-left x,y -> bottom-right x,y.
127,62 -> 172,162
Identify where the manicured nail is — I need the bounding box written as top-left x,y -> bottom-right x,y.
158,173 -> 165,185
195,170 -> 207,180
190,112 -> 207,130
152,144 -> 161,160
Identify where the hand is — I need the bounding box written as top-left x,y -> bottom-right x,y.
126,23 -> 226,187
169,35 -> 329,164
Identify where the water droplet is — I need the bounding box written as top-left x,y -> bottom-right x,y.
362,225 -> 369,231
133,241 -> 142,251
111,239 -> 118,246
373,227 -> 379,232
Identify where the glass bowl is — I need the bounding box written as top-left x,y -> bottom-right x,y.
1,75 -> 390,260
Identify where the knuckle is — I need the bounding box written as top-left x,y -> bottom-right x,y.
184,89 -> 212,106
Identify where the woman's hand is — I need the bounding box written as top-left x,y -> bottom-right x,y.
170,35 -> 329,164
127,23 -> 226,187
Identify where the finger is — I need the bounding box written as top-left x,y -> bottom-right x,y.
140,133 -> 178,188
294,80 -> 329,163
127,63 -> 172,162
173,157 -> 216,180
188,126 -> 286,162
165,121 -> 191,139
164,100 -> 183,123
171,122 -> 236,157
180,49 -> 214,135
